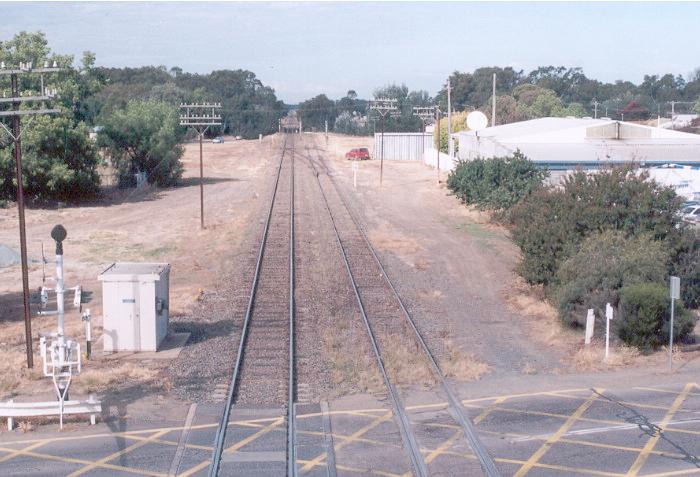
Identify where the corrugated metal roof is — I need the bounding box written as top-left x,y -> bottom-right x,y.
455,117 -> 700,169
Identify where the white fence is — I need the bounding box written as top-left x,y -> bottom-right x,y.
1,395 -> 101,430
423,146 -> 457,172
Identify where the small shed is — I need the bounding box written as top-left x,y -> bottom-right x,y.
98,262 -> 170,352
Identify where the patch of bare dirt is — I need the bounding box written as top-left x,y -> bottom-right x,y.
0,135 -> 277,399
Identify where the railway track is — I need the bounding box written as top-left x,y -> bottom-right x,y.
209,134 -> 297,476
301,138 -> 500,477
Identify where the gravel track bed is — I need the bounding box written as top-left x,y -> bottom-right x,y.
166,143 -> 282,403
294,142 -> 381,400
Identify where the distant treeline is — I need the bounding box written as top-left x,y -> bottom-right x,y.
91,66 -> 286,138
298,66 -> 700,136
0,31 -> 288,201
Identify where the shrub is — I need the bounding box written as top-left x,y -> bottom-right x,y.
447,151 -> 548,212
510,167 -> 682,285
98,100 -> 184,187
554,231 -> 669,326
0,116 -> 101,201
618,283 -> 695,351
669,227 -> 700,309
434,111 -> 467,153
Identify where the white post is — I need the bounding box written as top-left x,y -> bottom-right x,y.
585,309 -> 595,345
56,252 -> 65,362
353,161 -> 357,189
605,303 -> 613,361
7,399 -> 13,431
670,276 -> 680,369
89,393 -> 97,425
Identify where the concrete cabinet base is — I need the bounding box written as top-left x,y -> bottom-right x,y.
99,262 -> 170,352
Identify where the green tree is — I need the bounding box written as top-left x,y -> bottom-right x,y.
0,116 -> 101,201
447,151 -> 548,211
510,167 -> 682,285
297,94 -> 336,131
98,100 -> 184,187
618,283 -> 695,350
434,111 -> 467,153
554,231 -> 669,326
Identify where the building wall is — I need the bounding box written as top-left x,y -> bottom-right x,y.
373,133 -> 433,161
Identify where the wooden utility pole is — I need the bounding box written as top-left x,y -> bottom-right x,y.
369,99 -> 398,187
179,103 -> 222,229
0,61 -> 62,368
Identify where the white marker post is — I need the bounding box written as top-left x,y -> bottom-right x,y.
352,161 -> 358,189
669,276 -> 680,369
585,309 -> 595,345
605,303 -> 613,361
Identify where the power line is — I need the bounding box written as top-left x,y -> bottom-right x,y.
179,102 -> 222,230
369,98 -> 398,187
0,60 -> 63,369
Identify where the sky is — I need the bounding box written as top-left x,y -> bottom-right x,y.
2,1 -> 699,104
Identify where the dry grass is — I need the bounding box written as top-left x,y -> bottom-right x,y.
504,276 -> 582,353
568,342 -> 640,371
369,224 -> 427,270
74,362 -> 161,393
504,275 -> 698,373
78,230 -> 175,264
442,340 -> 490,381
321,327 -> 383,394
383,334 -> 435,385
0,348 -> 45,396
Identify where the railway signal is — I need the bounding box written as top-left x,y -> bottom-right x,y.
369,98 -> 398,186
0,61 -> 63,368
179,102 -> 223,229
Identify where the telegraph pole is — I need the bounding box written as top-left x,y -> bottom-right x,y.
667,101 -> 695,130
592,98 -> 599,119
447,77 -> 453,157
369,98 -> 398,186
179,103 -> 222,229
492,73 -> 497,127
0,60 -> 62,368
436,108 -> 441,182
413,106 -> 435,167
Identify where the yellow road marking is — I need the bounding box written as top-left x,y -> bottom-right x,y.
225,417 -> 283,454
300,411 -> 394,473
635,386 -> 700,398
513,389 -> 601,477
546,391 -> 690,413
637,468 -> 700,477
626,383 -> 694,476
67,429 -> 170,477
474,396 -> 507,425
461,388 -> 590,405
0,441 -> 47,463
177,417 -> 284,477
0,446 -> 166,476
423,428 -> 464,464
462,402 -> 626,427
298,458 -> 404,477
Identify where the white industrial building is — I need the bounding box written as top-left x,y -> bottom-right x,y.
454,117 -> 700,170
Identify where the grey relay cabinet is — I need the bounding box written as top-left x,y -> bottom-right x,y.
98,262 -> 170,352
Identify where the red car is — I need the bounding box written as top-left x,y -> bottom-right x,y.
345,148 -> 371,160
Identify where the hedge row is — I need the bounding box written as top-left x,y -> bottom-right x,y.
447,155 -> 698,350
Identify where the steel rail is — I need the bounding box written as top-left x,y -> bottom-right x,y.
304,144 -> 428,477
287,135 -> 297,477
208,134 -> 292,477
306,144 -> 500,477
